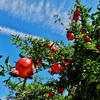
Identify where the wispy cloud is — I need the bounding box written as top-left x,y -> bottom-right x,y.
0,0 -> 74,35
0,26 -> 39,39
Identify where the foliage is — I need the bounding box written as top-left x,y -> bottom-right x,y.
0,0 -> 100,100
5,75 -> 65,100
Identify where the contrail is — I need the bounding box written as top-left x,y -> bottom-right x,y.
0,26 -> 39,39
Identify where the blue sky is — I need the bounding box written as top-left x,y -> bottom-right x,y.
0,0 -> 99,99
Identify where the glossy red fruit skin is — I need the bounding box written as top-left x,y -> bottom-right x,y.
57,87 -> 64,95
59,66 -> 64,71
50,70 -> 55,75
67,32 -> 75,40
84,35 -> 91,42
73,16 -> 79,22
74,8 -> 80,16
51,62 -> 63,74
15,57 -> 35,78
51,46 -> 57,53
48,91 -> 54,98
10,70 -> 19,77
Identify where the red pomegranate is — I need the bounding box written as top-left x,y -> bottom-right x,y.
15,57 -> 35,78
73,16 -> 79,22
84,35 -> 91,42
57,87 -> 64,95
48,91 -> 54,98
51,46 -> 57,53
74,8 -> 80,16
66,32 -> 75,40
51,62 -> 63,74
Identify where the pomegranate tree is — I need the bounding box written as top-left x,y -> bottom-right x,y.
2,0 -> 100,100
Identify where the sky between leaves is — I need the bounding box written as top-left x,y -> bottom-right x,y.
0,0 -> 99,99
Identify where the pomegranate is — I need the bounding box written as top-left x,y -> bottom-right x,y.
15,57 -> 35,78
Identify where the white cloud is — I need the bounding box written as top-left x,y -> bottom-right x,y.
0,0 -> 74,35
0,26 -> 39,39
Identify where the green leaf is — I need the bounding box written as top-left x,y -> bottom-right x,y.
0,71 -> 5,76
54,20 -> 58,23
10,38 -> 14,43
0,65 -> 4,68
4,56 -> 12,70
5,56 -> 10,64
0,65 -> 5,76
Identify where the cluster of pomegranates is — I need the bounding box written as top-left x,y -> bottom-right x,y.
8,42 -> 53,78
9,42 -> 70,78
66,8 -> 93,43
66,29 -> 92,42
47,42 -> 70,75
47,42 -> 57,59
47,42 -> 57,53
80,29 -> 91,42
66,8 -> 100,52
48,87 -> 64,98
